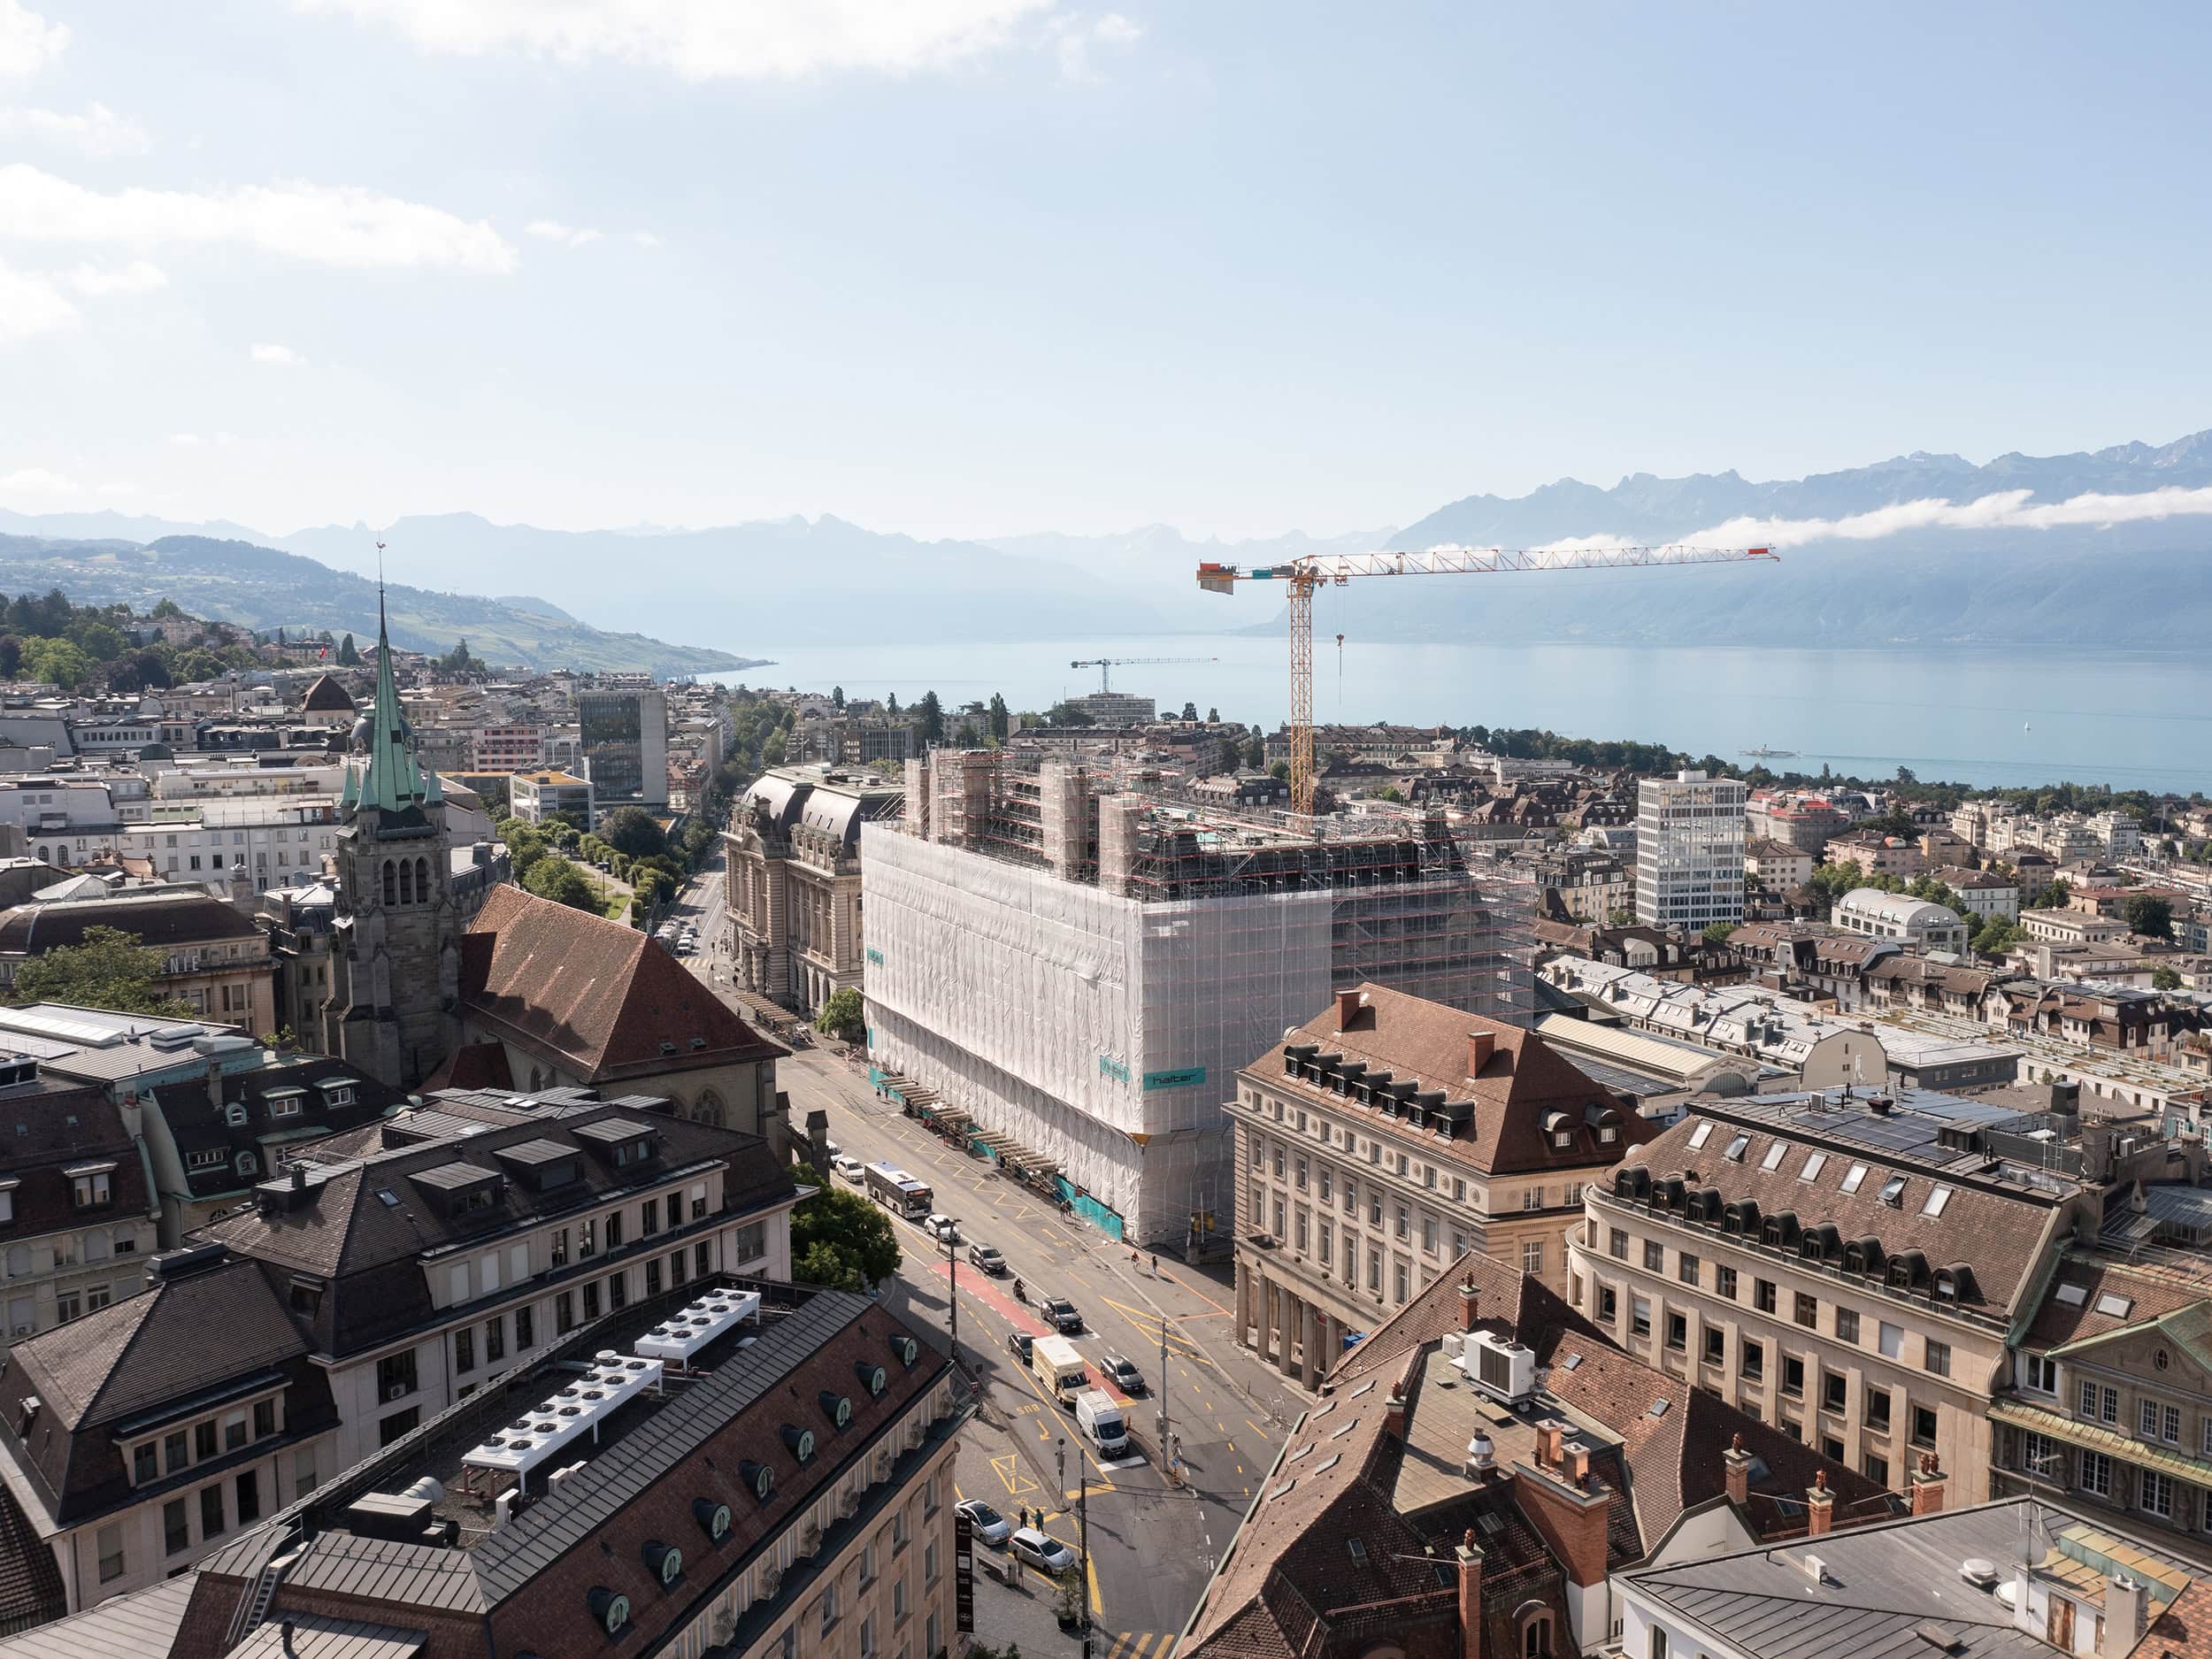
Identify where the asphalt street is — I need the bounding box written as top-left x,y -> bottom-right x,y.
664,852 -> 1306,1655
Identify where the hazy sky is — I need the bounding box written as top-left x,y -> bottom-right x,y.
2,1 -> 2208,542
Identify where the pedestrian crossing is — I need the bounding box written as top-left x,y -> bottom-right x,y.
1096,1633 -> 1177,1659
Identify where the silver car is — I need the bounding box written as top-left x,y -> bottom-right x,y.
1009,1527 -> 1077,1576
956,1498 -> 1011,1547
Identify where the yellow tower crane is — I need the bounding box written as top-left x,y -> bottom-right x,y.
1197,541 -> 1780,817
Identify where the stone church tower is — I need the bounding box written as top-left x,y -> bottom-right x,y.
321,595 -> 460,1086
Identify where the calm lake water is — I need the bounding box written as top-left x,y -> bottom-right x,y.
712,637 -> 2212,794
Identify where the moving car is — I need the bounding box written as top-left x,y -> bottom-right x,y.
1040,1295 -> 1083,1334
1009,1528 -> 1078,1576
1007,1331 -> 1034,1363
1100,1353 -> 1145,1394
832,1155 -> 864,1184
955,1499 -> 1011,1548
966,1243 -> 1007,1275
923,1214 -> 961,1243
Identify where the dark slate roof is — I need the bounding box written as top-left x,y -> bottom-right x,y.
299,673 -> 357,713
0,1550 -> 173,1658
0,1076 -> 148,1240
0,891 -> 265,954
458,885 -> 785,1081
0,1480 -> 65,1638
155,1058 -> 407,1202
0,1255 -> 328,1524
194,1102 -> 795,1356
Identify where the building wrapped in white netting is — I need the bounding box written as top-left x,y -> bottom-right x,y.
860,752 -> 1530,1246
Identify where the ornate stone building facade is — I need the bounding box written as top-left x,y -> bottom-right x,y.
726,764 -> 902,1014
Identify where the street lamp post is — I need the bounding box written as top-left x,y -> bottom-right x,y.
943,1220 -> 961,1367
1079,1472 -> 1092,1656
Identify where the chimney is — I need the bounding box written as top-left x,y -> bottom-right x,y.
1909,1451 -> 1947,1516
1458,1281 -> 1480,1333
1335,988 -> 1362,1031
1466,1031 -> 1495,1078
2103,1574 -> 2148,1659
1805,1471 -> 1833,1538
1535,1420 -> 1564,1470
1722,1432 -> 1753,1507
289,1163 -> 306,1192
205,1057 -> 222,1110
1385,1385 -> 1409,1439
1563,1440 -> 1591,1488
1513,1449 -> 1611,1591
1455,1532 -> 1484,1659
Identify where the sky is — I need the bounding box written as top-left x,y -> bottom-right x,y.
2,1 -> 2209,544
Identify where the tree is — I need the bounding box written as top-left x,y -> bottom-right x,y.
2029,879 -> 2072,910
1701,921 -> 1738,946
762,730 -> 787,767
2124,895 -> 2173,941
987,693 -> 1010,744
832,685 -> 845,710
1207,707 -> 1220,723
1180,701 -> 1199,722
22,637 -> 92,689
1375,785 -> 1404,803
336,633 -> 360,666
10,927 -> 195,1017
0,636 -> 18,679
1270,760 -> 1290,781
918,690 -> 944,743
149,598 -> 184,620
2153,965 -> 2183,991
523,853 -> 599,911
600,805 -> 668,861
815,987 -> 864,1041
441,638 -> 481,674
789,1171 -> 901,1289
1971,915 -> 2022,957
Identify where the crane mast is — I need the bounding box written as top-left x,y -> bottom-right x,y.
1198,541 -> 1779,817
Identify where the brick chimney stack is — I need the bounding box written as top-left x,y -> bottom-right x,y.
1722,1432 -> 1753,1507
1459,1281 -> 1480,1333
1335,989 -> 1363,1030
1805,1470 -> 1833,1538
1467,1031 -> 1495,1078
1909,1451 -> 1947,1516
1456,1531 -> 1484,1659
1563,1440 -> 1592,1488
1534,1420 -> 1564,1469
1385,1385 -> 1408,1439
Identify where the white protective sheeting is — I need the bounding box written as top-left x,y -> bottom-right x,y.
862,825 -> 1332,1243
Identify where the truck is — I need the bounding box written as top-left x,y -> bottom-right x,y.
1031,1334 -> 1087,1403
1072,1387 -> 1129,1457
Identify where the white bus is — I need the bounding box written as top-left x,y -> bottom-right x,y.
864,1161 -> 933,1220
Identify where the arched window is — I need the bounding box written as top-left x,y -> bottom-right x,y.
381,861 -> 396,906
695,1088 -> 725,1129
1518,1607 -> 1553,1659
399,860 -> 414,905
417,857 -> 432,902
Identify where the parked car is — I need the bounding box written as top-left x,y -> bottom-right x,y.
1007,1330 -> 1034,1363
923,1214 -> 961,1243
966,1243 -> 1007,1275
832,1155 -> 864,1184
1041,1295 -> 1083,1334
956,1499 -> 1011,1548
1100,1352 -> 1145,1394
1009,1528 -> 1078,1576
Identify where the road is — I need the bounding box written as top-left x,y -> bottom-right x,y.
667,850 -> 1302,1652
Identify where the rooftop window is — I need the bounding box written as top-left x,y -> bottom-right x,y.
1686,1122 -> 1713,1150
1921,1185 -> 1953,1217
1760,1141 -> 1787,1171
1839,1164 -> 1868,1194
2054,1284 -> 2089,1306
1800,1152 -> 1827,1181
1724,1135 -> 1750,1163
2094,1293 -> 2134,1318
1878,1175 -> 1909,1208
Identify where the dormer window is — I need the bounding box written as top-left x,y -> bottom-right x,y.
225,1102 -> 249,1127
265,1088 -> 305,1119
67,1164 -> 114,1209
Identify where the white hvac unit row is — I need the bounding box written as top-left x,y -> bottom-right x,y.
1461,1330 -> 1536,1405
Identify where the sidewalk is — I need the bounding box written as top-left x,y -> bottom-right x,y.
953,1401 -> 1096,1659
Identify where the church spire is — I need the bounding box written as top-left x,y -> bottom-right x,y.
353,546 -> 439,818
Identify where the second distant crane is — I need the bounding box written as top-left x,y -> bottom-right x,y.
1068,656 -> 1218,694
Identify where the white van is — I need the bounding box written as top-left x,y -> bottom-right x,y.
1072,1388 -> 1128,1457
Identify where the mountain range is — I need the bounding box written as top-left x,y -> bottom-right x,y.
2,426 -> 2208,662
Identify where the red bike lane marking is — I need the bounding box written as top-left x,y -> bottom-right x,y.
930,1262 -> 1132,1405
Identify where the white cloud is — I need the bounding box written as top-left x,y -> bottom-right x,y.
299,0 -> 1054,81
1055,11 -> 1141,82
0,256 -> 74,343
627,229 -> 661,249
0,466 -> 81,495
0,1 -> 67,80
0,164 -> 518,273
1525,485 -> 2212,560
526,218 -> 603,247
66,258 -> 165,295
0,102 -> 152,157
250,341 -> 305,366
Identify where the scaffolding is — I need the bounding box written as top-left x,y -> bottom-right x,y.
856,751 -> 1540,1244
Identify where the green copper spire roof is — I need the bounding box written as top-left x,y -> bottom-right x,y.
352,583 -> 440,818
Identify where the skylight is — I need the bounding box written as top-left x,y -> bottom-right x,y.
2094,1293 -> 2135,1318
1724,1134 -> 1751,1163
1760,1141 -> 1787,1171
1840,1164 -> 1868,1194
1878,1175 -> 1909,1208
1346,1537 -> 1366,1562
2055,1284 -> 2089,1307
1560,1353 -> 1584,1372
1476,1511 -> 1504,1537
375,1188 -> 399,1207
1922,1185 -> 1954,1217
1648,1397 -> 1671,1418
1686,1122 -> 1714,1150
1800,1152 -> 1827,1181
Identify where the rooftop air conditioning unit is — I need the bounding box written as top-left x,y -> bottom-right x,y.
1441,1332 -> 1464,1361
1464,1331 -> 1537,1407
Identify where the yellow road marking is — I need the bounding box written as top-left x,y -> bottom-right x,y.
991,1454 -> 1040,1497
1128,1635 -> 1159,1659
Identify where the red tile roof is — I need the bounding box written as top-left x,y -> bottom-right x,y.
459,885 -> 784,1081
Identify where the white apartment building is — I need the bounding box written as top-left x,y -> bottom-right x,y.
112,803 -> 339,890
1636,770 -> 1747,930
1832,888 -> 1971,954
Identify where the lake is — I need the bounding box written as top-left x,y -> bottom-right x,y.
711,637 -> 2212,794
